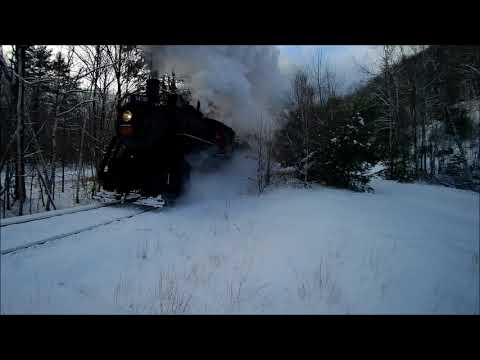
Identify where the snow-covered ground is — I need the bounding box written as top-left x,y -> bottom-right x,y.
1,204 -> 143,253
1,153 -> 479,314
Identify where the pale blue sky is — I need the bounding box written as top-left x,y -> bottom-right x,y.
276,45 -> 380,89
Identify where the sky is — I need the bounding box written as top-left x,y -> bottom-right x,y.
277,45 -> 381,90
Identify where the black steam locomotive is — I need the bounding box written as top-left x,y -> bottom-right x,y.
97,74 -> 235,206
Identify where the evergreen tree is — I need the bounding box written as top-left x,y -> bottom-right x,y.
309,98 -> 377,191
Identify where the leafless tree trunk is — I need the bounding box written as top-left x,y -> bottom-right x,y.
15,45 -> 26,216
445,106 -> 472,184
25,117 -> 57,210
29,165 -> 35,214
37,169 -> 45,209
384,46 -> 396,179
312,49 -> 326,106
293,70 -> 315,184
105,45 -> 124,115
76,113 -> 87,204
430,139 -> 436,177
4,160 -> 12,213
421,96 -> 427,175
411,84 -> 419,178
61,126 -> 65,193
254,114 -> 274,194
46,88 -> 61,211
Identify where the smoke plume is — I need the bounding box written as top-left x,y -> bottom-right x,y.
141,46 -> 288,137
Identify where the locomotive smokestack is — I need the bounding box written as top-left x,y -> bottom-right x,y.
146,71 -> 160,104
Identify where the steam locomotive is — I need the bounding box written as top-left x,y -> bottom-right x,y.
96,74 -> 235,206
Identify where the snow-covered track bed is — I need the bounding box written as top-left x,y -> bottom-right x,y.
1,205 -> 157,255
1,201 -> 123,228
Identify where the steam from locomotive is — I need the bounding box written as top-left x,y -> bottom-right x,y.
141,46 -> 287,136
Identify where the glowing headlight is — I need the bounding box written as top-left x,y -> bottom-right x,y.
122,110 -> 133,122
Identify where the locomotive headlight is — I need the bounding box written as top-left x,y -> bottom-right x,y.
122,110 -> 133,122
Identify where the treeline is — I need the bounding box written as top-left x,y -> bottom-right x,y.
0,45 -> 148,216
267,45 -> 480,192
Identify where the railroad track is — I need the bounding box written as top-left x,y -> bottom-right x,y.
0,192 -> 148,228
1,201 -> 160,256
1,200 -> 123,228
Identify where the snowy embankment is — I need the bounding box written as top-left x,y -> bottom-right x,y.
1,153 -> 479,314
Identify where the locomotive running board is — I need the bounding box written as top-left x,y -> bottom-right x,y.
93,191 -> 141,203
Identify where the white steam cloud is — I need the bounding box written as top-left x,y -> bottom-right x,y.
141,46 -> 288,137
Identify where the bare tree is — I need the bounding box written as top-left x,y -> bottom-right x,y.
254,114 -> 274,194
359,45 -> 402,179
292,69 -> 315,184
75,109 -> 87,204
105,45 -> 147,114
311,49 -> 326,107
14,45 -> 26,215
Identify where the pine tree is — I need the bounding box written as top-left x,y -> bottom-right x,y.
310,98 -> 377,191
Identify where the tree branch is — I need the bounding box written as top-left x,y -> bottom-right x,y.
56,99 -> 95,117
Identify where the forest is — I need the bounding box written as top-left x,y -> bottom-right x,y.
1,45 -> 479,218
268,45 -> 480,192
0,45 -> 148,217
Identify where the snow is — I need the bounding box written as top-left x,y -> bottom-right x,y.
1,153 -> 479,314
367,163 -> 386,175
1,166 -> 97,220
273,166 -> 296,175
1,200 -> 121,227
1,205 -> 146,254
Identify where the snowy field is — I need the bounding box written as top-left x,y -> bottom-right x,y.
1,153 -> 479,314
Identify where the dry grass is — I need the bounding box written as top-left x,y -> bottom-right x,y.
295,259 -> 341,307
113,271 -> 192,314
